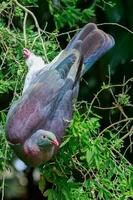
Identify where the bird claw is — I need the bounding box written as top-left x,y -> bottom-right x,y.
23,48 -> 31,58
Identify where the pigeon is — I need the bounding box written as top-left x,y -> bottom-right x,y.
6,23 -> 115,166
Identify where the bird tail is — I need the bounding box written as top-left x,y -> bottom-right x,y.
65,23 -> 115,76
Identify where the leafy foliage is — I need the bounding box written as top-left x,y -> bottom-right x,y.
0,113 -> 12,171
49,0 -> 115,29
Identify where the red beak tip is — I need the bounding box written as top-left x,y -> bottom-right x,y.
51,139 -> 59,147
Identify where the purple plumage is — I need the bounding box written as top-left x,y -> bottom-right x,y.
6,23 -> 115,166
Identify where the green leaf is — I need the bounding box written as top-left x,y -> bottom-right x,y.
86,149 -> 95,165
39,176 -> 46,194
60,136 -> 72,148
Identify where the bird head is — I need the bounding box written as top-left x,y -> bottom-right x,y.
36,130 -> 59,149
28,130 -> 59,151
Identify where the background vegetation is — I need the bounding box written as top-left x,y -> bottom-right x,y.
0,0 -> 133,199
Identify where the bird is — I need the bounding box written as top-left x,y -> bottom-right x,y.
6,23 -> 115,166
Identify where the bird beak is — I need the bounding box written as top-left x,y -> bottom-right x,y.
51,139 -> 59,146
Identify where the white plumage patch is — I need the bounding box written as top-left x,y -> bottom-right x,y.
23,50 -> 63,93
23,53 -> 46,93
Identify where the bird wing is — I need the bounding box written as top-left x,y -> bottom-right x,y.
43,89 -> 74,142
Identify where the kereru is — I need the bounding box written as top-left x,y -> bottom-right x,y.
6,23 -> 115,166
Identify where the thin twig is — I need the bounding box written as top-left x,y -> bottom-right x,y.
99,118 -> 133,136
1,143 -> 8,200
23,11 -> 28,46
121,126 -> 133,140
97,22 -> 133,35
93,105 -> 117,110
89,77 -> 133,112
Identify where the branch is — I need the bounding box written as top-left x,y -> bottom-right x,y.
97,22 -> 133,35
13,0 -> 49,63
99,117 -> 133,136
23,11 -> 28,46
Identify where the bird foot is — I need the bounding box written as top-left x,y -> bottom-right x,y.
23,48 -> 31,58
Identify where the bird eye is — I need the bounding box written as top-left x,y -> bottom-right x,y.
42,135 -> 47,139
